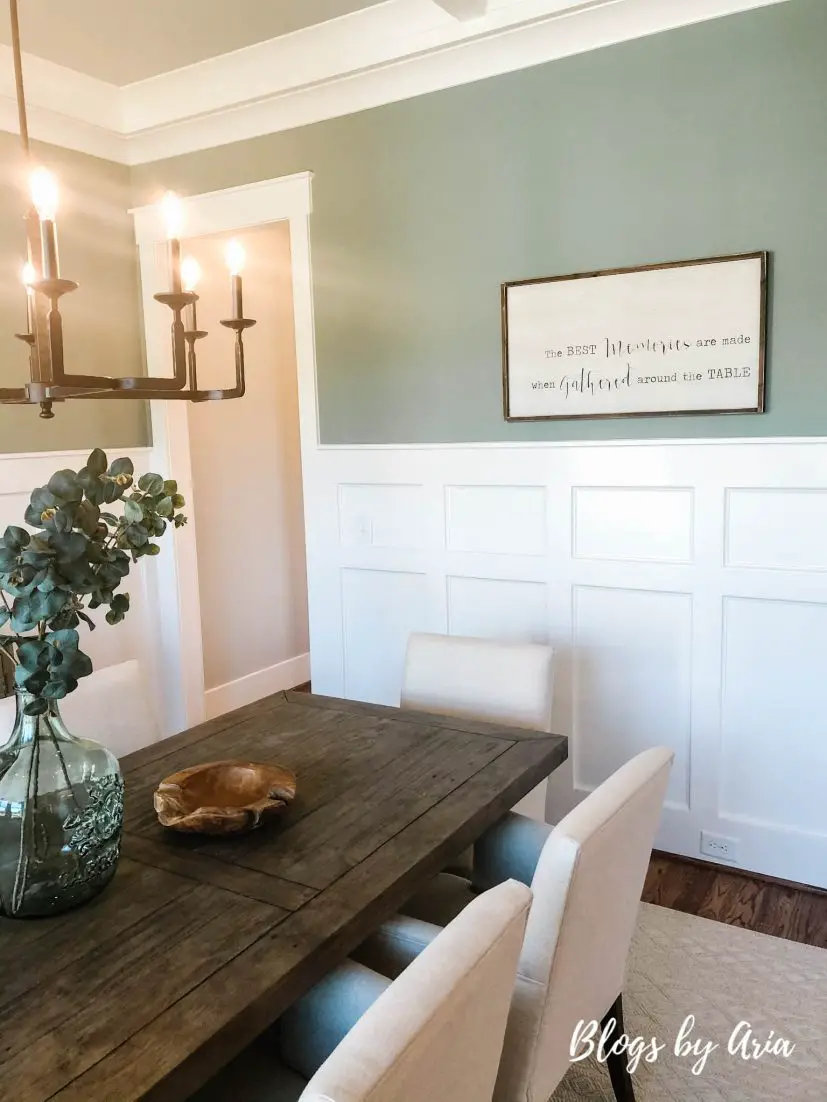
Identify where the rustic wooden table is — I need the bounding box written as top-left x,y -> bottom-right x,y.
0,690 -> 568,1102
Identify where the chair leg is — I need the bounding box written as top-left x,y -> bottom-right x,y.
600,994 -> 637,1102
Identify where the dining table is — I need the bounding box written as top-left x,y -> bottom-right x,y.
0,689 -> 568,1102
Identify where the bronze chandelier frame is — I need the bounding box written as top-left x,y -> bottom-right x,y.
4,0 -> 255,419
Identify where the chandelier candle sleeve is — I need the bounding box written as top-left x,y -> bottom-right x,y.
226,240 -> 245,320
162,192 -> 184,295
181,257 -> 201,331
30,169 -> 59,280
21,263 -> 35,334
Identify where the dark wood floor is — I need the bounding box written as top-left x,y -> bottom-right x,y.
289,684 -> 826,950
643,851 -> 827,948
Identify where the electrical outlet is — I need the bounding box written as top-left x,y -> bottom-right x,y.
700,830 -> 739,863
353,516 -> 373,545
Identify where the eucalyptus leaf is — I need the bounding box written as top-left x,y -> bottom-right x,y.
138,473 -> 164,495
87,448 -> 108,476
23,697 -> 48,716
3,526 -> 30,552
123,499 -> 143,524
47,470 -> 83,503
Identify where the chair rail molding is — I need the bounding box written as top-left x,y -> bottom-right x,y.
135,171 -> 318,736
0,0 -> 790,164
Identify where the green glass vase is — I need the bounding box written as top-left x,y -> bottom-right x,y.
0,690 -> 123,918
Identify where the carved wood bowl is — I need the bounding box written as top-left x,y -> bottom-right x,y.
154,760 -> 297,835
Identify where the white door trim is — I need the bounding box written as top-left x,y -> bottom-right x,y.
133,172 -> 316,735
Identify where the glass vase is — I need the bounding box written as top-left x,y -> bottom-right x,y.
0,690 -> 123,918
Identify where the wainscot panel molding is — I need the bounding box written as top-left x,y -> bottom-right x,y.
302,437 -> 827,890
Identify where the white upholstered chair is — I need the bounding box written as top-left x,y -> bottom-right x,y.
356,747 -> 674,1102
401,633 -> 555,820
0,660 -> 158,759
191,878 -> 533,1102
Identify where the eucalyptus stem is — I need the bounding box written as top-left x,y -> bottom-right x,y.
10,718 -> 39,915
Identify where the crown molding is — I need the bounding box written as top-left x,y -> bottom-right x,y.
0,0 -> 790,167
431,0 -> 490,18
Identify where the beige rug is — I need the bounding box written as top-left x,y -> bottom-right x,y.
552,902 -> 827,1102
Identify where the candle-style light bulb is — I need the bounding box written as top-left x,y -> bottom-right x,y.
30,168 -> 59,221
161,191 -> 184,293
226,239 -> 245,320
161,191 -> 184,240
225,240 -> 245,276
181,257 -> 202,292
30,168 -> 60,280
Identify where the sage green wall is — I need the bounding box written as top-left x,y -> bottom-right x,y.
132,0 -> 827,443
0,134 -> 149,452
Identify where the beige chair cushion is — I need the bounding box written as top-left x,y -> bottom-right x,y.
401,633 -> 555,823
401,633 -> 554,732
498,747 -> 673,1102
304,879 -> 532,1102
357,747 -> 674,1102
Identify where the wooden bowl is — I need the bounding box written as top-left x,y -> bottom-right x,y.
154,760 -> 297,835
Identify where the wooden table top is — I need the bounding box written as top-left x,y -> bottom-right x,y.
0,691 -> 568,1102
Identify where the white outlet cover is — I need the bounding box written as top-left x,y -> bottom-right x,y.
700,830 -> 740,863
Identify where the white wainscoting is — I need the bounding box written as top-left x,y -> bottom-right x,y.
303,438 -> 827,889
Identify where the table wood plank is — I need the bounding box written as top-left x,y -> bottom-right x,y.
227,725 -> 511,888
285,690 -> 556,740
0,874 -> 282,1102
0,692 -> 567,1102
121,835 -> 318,911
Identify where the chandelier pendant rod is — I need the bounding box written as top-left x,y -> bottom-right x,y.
10,0 -> 29,156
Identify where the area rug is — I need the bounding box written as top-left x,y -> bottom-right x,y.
552,902 -> 827,1102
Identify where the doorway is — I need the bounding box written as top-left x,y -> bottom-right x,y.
136,174 -> 317,736
183,222 -> 309,719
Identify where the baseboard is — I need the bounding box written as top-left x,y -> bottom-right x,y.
204,653 -> 311,720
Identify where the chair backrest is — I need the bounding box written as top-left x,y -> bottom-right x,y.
301,879 -> 532,1102
401,633 -> 554,733
60,659 -> 159,758
495,747 -> 674,1102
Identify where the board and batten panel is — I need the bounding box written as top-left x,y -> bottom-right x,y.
726,489 -> 827,571
572,585 -> 692,811
720,596 -> 827,837
339,483 -> 427,549
306,440 -> 827,888
447,576 -> 549,643
445,485 -> 547,556
341,567 -> 430,705
573,487 -> 694,563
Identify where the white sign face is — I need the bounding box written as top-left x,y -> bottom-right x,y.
503,253 -> 766,421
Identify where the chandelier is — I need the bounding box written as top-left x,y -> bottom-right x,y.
4,0 -> 255,419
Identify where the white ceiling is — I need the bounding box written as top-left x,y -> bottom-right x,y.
0,0 -> 387,84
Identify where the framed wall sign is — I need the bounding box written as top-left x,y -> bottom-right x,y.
501,252 -> 767,422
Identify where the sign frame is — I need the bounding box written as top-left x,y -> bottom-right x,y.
501,251 -> 768,423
